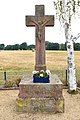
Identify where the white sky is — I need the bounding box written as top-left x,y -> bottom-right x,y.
0,0 -> 80,45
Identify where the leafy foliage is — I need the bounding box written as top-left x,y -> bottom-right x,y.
0,44 -> 5,50
53,0 -> 80,24
33,71 -> 48,78
0,42 -> 80,50
32,70 -> 50,78
20,42 -> 27,50
45,41 -> 59,50
5,78 -> 21,87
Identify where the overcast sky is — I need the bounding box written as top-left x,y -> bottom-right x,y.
0,0 -> 80,45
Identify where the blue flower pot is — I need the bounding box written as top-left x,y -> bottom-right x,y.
33,76 -> 50,83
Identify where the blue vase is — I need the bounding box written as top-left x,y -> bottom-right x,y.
33,76 -> 50,83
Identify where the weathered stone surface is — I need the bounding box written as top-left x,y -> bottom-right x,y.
26,5 -> 54,71
16,97 -> 64,113
16,74 -> 64,113
19,84 -> 62,98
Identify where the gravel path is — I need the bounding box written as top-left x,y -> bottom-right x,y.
0,89 -> 80,120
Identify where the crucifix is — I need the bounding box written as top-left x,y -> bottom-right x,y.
26,5 -> 54,71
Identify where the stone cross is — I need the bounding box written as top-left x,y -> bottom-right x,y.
26,5 -> 54,71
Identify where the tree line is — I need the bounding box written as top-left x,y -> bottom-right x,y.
0,42 -> 35,50
0,41 -> 80,50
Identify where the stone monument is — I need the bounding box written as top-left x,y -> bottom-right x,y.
16,5 -> 64,113
26,5 -> 54,71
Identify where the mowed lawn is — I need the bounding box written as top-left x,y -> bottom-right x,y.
0,50 -> 80,71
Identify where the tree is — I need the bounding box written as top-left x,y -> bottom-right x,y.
74,43 -> 80,50
20,42 -> 27,50
45,41 -> 50,50
0,44 -> 5,50
5,45 -> 13,50
53,43 -> 59,50
54,0 -> 80,92
27,44 -> 35,50
45,41 -> 59,50
12,44 -> 20,50
59,43 -> 66,50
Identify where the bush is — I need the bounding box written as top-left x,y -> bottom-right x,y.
5,80 -> 15,87
15,78 -> 21,87
5,78 -> 21,87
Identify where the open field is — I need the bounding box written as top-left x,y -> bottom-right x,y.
0,50 -> 80,70
0,50 -> 80,85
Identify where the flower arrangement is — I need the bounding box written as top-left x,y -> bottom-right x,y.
32,70 -> 51,78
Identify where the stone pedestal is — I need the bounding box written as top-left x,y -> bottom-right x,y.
16,74 -> 64,113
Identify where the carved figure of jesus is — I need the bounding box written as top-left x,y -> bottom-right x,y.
31,18 -> 51,42
36,21 -> 43,41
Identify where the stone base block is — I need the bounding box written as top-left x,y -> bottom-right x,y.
16,74 -> 64,113
19,84 -> 63,99
16,97 -> 64,113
